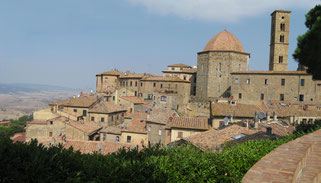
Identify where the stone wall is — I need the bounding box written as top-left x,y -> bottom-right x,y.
146,122 -> 166,145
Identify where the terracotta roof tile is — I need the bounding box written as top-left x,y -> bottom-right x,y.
123,112 -> 147,133
170,117 -> 210,130
28,120 -> 47,125
119,96 -> 144,104
89,101 -> 126,114
0,121 -> 11,125
51,95 -> 98,108
53,116 -> 101,135
63,140 -> 132,155
140,76 -> 190,83
96,70 -> 123,76
203,30 -> 245,53
11,132 -> 26,142
101,126 -> 122,134
167,63 -> 191,68
119,73 -> 147,79
147,107 -> 177,125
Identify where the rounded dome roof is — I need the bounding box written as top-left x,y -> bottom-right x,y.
203,30 -> 245,52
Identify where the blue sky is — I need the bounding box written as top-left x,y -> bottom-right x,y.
0,0 -> 318,90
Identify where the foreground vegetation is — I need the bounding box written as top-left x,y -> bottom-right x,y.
0,121 -> 320,183
0,115 -> 32,137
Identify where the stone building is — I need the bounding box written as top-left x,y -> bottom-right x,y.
195,30 -> 250,100
162,63 -> 197,95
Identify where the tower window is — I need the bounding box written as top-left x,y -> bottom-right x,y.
280,35 -> 284,43
279,56 -> 283,63
282,16 -> 284,19
281,79 -> 285,86
264,79 -> 269,85
280,23 -> 285,31
135,81 -> 137,87
234,78 -> 239,84
130,81 -> 132,86
246,79 -> 250,84
239,93 -> 242,99
299,95 -> 304,101
280,94 -> 285,101
300,79 -> 305,86
261,94 -> 264,100
153,83 -> 156,87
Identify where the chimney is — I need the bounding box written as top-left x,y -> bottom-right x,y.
266,127 -> 272,135
273,112 -> 278,121
266,112 -> 270,121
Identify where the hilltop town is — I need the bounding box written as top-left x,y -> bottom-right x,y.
21,10 -> 321,155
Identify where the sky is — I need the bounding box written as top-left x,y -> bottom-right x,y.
0,0 -> 319,90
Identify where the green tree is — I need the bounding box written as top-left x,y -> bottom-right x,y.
293,4 -> 321,80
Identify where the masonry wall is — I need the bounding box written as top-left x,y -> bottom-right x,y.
146,122 -> 166,145
33,108 -> 58,121
121,132 -> 148,146
26,124 -> 49,141
171,128 -> 205,142
196,51 -> 249,100
88,112 -> 124,127
231,73 -> 321,105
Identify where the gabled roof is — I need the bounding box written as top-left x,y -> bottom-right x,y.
119,73 -> 146,79
146,107 -> 177,125
122,112 -> 147,133
140,76 -> 190,83
119,96 -> 144,104
168,63 -> 191,68
101,126 -> 122,135
96,70 -> 123,76
53,116 -> 101,135
89,102 -> 126,114
50,95 -> 98,108
162,67 -> 197,74
63,140 -> 132,155
170,117 -> 210,130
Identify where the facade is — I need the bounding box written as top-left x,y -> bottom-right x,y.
269,10 -> 291,71
195,30 -> 250,100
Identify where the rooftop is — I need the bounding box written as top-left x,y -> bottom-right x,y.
170,117 -> 210,130
231,70 -> 309,75
123,112 -> 147,133
140,76 -> 190,83
54,116 -> 101,135
119,96 -> 145,104
167,63 -> 191,68
89,101 -> 126,114
51,95 -> 98,108
96,70 -> 123,76
203,30 -> 245,53
63,140 -> 132,155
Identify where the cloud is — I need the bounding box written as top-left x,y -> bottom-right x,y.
126,0 -> 318,22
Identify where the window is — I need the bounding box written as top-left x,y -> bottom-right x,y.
161,96 -> 167,102
280,94 -> 285,101
218,85 -> 221,93
178,132 -> 183,138
148,126 -> 151,132
73,109 -> 77,112
140,82 -> 143,87
153,83 -> 156,87
279,56 -> 283,63
246,79 -> 250,84
261,94 -> 264,100
171,67 -> 174,70
194,77 -> 196,83
299,95 -> 304,102
113,96 -> 115,101
91,117 -> 95,121
126,82 -> 128,87
282,16 -> 284,19
160,84 -> 163,88
159,129 -> 162,136
281,78 -> 285,86
234,78 -> 239,84
101,117 -> 104,122
135,81 -> 137,87
239,93 -> 242,99
264,79 -> 269,85
180,67 -> 183,70
130,81 -> 132,86
105,77 -> 108,83
135,91 -> 137,96
49,132 -> 53,137
300,79 -> 305,86
116,136 -> 120,143
138,93 -> 142,97
111,115 -> 113,121
184,76 -> 187,80
218,63 -> 221,72
280,35 -> 284,43
127,136 -> 131,143
83,110 -> 87,117
280,23 -> 285,31
50,121 -> 53,125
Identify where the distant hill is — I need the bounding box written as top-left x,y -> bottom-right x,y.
0,83 -> 77,94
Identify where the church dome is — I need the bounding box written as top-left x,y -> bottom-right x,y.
203,30 -> 245,52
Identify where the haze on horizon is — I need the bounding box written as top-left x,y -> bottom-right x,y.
0,0 -> 318,90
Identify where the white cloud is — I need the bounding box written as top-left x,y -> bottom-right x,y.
126,0 -> 318,22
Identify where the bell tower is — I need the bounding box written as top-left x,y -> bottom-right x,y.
269,10 -> 291,71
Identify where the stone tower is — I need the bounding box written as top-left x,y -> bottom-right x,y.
269,10 -> 291,71
196,30 -> 250,100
